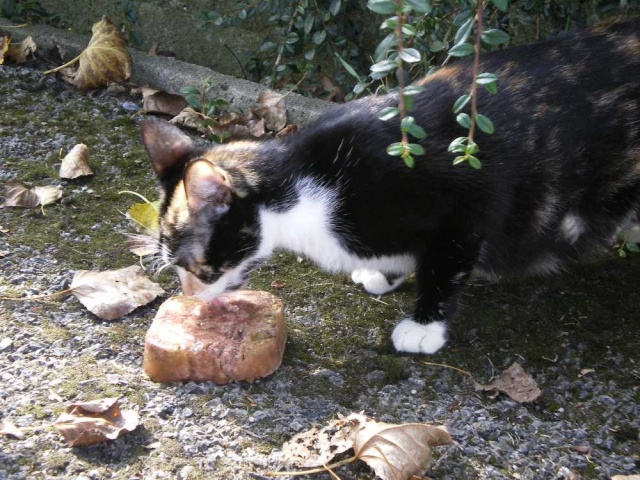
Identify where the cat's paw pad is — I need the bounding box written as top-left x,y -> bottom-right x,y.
351,269 -> 405,295
391,319 -> 447,354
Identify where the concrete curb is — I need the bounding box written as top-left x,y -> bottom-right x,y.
0,18 -> 332,126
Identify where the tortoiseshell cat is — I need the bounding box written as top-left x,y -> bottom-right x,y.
142,19 -> 639,354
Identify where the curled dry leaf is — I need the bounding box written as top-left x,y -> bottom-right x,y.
474,362 -> 542,403
53,397 -> 139,447
142,89 -> 188,117
170,107 -> 208,134
353,420 -> 452,480
280,413 -> 451,480
69,16 -> 132,90
282,412 -> 366,468
2,181 -> 63,209
277,124 -> 299,138
6,35 -> 37,64
71,265 -> 165,320
252,90 -> 287,132
60,144 -> 93,179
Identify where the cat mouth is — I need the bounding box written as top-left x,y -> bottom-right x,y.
175,265 -> 248,300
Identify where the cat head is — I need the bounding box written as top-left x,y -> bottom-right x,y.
141,117 -> 263,300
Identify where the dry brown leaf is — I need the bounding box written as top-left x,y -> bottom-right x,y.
474,362 -> 542,403
69,16 -> 132,90
354,420 -> 452,480
252,90 -> 287,132
0,34 -> 9,65
60,144 -> 93,179
2,181 -> 63,209
277,124 -> 299,138
612,476 -> 640,480
6,35 -> 37,64
53,397 -> 139,447
1,420 -> 25,439
282,412 -> 366,467
270,280 -> 286,290
143,90 -> 188,117
71,265 -> 165,320
170,107 -> 208,134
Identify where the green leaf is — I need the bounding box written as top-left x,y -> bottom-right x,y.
370,59 -> 397,73
402,24 -> 417,36
407,143 -> 425,155
404,85 -> 425,96
476,72 -> 499,84
627,242 -> 640,253
285,32 -> 299,44
330,0 -> 341,16
334,53 -> 362,81
304,48 -> 316,60
179,86 -> 200,96
374,33 -> 397,62
491,0 -> 509,12
453,155 -> 467,165
304,13 -> 314,34
312,30 -> 326,45
481,28 -> 510,45
468,155 -> 482,169
381,17 -> 397,30
475,114 -> 495,134
367,0 -> 397,15
457,113 -> 471,129
454,17 -> 474,45
483,82 -> 498,94
448,43 -> 475,57
403,94 -> 415,111
448,137 -> 468,153
259,41 -> 277,52
403,154 -> 415,168
400,116 -> 415,133
407,124 -> 427,139
378,106 -> 400,121
453,94 -> 471,113
466,142 -> 479,155
387,142 -> 405,156
400,48 -> 421,63
404,0 -> 432,14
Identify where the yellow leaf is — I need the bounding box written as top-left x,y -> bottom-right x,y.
0,34 -> 10,65
72,16 -> 132,90
127,201 -> 160,234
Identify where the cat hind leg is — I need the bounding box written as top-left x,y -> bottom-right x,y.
351,269 -> 406,295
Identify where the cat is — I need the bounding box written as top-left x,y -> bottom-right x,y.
142,18 -> 639,355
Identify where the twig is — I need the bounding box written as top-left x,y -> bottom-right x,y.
265,456 -> 357,477
43,52 -> 82,75
224,44 -> 248,80
467,0 -> 484,145
0,287 -> 74,302
394,0 -> 409,150
420,361 -> 472,378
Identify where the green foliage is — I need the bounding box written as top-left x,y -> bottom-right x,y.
120,0 -> 142,47
180,76 -> 229,118
201,0 -> 360,94
1,0 -> 57,23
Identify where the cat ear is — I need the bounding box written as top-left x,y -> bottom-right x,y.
183,160 -> 233,214
141,117 -> 194,179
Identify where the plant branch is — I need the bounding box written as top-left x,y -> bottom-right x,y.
395,0 -> 409,148
467,0 -> 483,145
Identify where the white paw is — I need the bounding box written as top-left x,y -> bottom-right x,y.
391,319 -> 447,354
351,269 -> 405,295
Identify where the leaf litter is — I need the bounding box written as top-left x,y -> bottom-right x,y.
59,143 -> 93,179
273,412 -> 452,480
70,265 -> 165,320
473,362 -> 542,403
1,398 -> 139,447
1,181 -> 63,213
45,16 -> 132,90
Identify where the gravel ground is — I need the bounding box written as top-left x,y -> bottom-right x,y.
0,63 -> 639,480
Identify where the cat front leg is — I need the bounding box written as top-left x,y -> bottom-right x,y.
392,235 -> 480,354
351,269 -> 406,295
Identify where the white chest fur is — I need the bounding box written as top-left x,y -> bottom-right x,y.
257,178 -> 415,275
